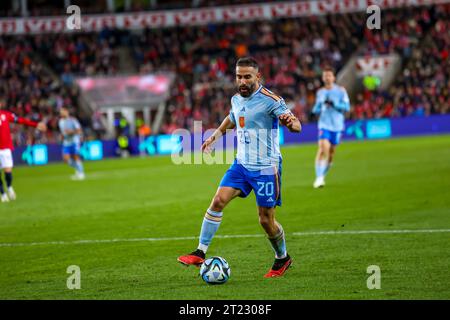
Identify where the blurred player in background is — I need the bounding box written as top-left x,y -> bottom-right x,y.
58,107 -> 85,180
178,57 -> 301,278
312,67 -> 350,188
0,102 -> 47,202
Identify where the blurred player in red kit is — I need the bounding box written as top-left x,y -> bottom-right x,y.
0,102 -> 47,202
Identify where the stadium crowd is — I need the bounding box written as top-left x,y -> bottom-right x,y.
353,4 -> 449,119
0,36 -> 77,145
0,3 -> 449,145
135,13 -> 365,133
32,32 -> 120,79
0,29 -> 122,144
134,5 -> 449,133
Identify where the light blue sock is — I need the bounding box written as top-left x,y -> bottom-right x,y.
315,159 -> 328,178
324,162 -> 332,175
268,222 -> 287,259
315,161 -> 321,177
68,158 -> 77,169
75,160 -> 84,174
198,208 -> 223,253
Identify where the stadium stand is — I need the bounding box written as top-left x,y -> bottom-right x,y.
0,0 -> 271,17
0,36 -> 74,145
354,4 -> 449,119
33,32 -> 120,77
129,13 -> 365,132
0,3 -> 449,144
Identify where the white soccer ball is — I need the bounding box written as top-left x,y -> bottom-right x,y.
199,256 -> 231,285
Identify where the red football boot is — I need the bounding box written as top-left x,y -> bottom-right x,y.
177,249 -> 205,267
264,255 -> 292,278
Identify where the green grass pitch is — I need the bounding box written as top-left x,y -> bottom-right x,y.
0,135 -> 449,299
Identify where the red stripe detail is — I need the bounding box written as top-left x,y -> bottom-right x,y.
260,88 -> 281,101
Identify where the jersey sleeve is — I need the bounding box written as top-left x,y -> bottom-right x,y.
73,118 -> 81,130
5,111 -> 20,123
334,87 -> 351,112
228,110 -> 236,124
312,90 -> 323,114
8,111 -> 38,127
58,119 -> 64,133
268,98 -> 292,118
6,111 -> 16,122
228,97 -> 236,124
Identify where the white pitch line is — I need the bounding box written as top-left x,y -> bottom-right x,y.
0,229 -> 449,248
292,229 -> 450,236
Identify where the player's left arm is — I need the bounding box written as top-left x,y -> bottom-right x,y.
8,112 -> 47,132
270,99 -> 301,133
332,87 -> 351,112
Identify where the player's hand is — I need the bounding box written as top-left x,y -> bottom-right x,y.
324,99 -> 334,108
279,113 -> 301,132
37,122 -> 47,132
201,136 -> 215,154
279,113 -> 295,127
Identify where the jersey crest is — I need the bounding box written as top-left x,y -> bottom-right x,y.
239,116 -> 245,128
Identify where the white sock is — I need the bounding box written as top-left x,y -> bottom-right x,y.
197,243 -> 208,253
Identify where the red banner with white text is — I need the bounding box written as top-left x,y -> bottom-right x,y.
1,0 -> 449,35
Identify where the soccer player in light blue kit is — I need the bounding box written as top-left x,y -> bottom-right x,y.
59,107 -> 85,180
178,57 -> 301,278
312,67 -> 350,188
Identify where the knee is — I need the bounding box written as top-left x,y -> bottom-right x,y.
320,147 -> 330,159
317,146 -> 324,156
328,153 -> 334,162
258,213 -> 272,229
211,194 -> 226,211
329,148 -> 336,159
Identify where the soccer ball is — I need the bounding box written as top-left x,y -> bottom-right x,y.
199,256 -> 231,285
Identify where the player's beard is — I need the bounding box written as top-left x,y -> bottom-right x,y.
238,82 -> 256,97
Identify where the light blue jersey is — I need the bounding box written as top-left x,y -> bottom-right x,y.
312,84 -> 350,132
58,117 -> 81,147
228,85 -> 292,171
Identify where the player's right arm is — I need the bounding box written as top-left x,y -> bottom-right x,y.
60,118 -> 82,136
312,89 -> 323,115
58,119 -> 68,140
201,116 -> 236,153
63,129 -> 77,135
61,120 -> 80,135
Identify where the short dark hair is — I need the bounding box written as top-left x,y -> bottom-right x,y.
236,57 -> 259,70
322,66 -> 335,74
